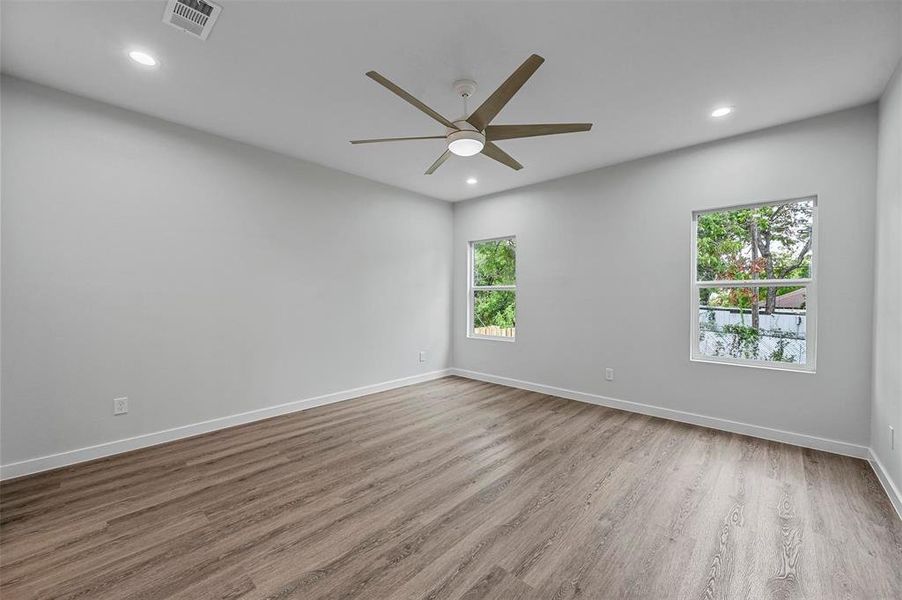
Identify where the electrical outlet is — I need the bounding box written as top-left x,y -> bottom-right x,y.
604,368 -> 614,382
419,351 -> 427,363
891,425 -> 895,450
113,397 -> 129,415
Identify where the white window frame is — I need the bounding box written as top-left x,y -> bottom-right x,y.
690,196 -> 818,373
467,236 -> 517,342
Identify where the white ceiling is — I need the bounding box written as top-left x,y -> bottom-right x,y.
2,1 -> 900,201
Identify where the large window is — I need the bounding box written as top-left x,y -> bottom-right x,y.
691,197 -> 817,371
468,237 -> 516,340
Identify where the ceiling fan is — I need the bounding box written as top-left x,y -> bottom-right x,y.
350,54 -> 592,174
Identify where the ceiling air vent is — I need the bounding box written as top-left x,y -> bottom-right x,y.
162,0 -> 222,40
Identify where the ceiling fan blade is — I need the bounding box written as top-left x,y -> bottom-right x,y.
350,136 -> 445,144
481,142 -> 523,171
485,123 -> 592,141
466,54 -> 545,131
366,71 -> 457,130
425,150 -> 452,175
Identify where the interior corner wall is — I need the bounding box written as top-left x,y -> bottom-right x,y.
0,76 -> 453,469
452,105 -> 879,449
871,58 -> 902,493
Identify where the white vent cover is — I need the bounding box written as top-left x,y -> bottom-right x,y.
162,0 -> 221,40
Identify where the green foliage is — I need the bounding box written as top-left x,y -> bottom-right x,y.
474,239 -> 516,286
474,290 -> 516,328
472,239 -> 516,330
722,323 -> 760,358
768,338 -> 796,363
697,200 -> 812,312
696,209 -> 750,283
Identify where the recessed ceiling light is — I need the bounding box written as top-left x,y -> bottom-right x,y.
711,106 -> 734,118
466,177 -> 478,185
128,50 -> 158,67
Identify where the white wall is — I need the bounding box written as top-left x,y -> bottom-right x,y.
872,60 -> 902,495
0,74 -> 888,477
453,106 -> 878,448
0,76 -> 453,467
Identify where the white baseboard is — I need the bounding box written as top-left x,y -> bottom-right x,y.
869,450 -> 902,520
0,369 -> 451,481
450,368 -> 870,460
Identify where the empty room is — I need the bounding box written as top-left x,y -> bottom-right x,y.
1,1 -> 901,598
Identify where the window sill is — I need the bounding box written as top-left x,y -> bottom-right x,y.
467,334 -> 516,343
690,355 -> 815,374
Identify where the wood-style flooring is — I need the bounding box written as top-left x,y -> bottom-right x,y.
1,376 -> 900,599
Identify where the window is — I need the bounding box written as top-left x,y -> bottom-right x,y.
691,197 -> 817,371
468,237 -> 516,340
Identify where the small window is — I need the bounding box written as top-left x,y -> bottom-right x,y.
691,197 -> 817,371
468,237 -> 516,340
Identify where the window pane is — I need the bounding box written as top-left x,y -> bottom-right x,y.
473,290 -> 515,337
696,199 -> 813,282
698,286 -> 807,365
473,238 -> 516,286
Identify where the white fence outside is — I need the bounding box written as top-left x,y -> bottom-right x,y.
473,326 -> 515,338
698,306 -> 806,363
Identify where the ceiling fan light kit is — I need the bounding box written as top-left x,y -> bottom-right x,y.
351,54 -> 593,174
447,124 -> 485,157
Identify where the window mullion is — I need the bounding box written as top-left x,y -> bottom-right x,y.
472,285 -> 516,291
694,278 -> 811,289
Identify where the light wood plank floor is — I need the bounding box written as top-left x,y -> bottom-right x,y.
1,377 -> 900,599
